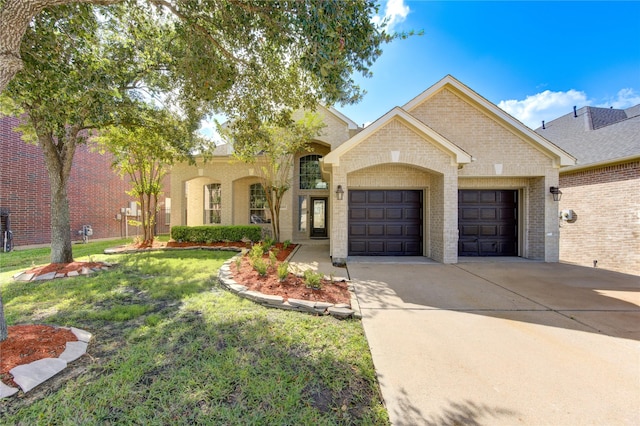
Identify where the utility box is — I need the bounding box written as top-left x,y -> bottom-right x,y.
79,225 -> 93,243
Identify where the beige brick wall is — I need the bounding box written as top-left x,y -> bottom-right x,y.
409,88 -> 555,176
559,161 -> 640,275
170,109 -> 350,242
329,118 -> 458,262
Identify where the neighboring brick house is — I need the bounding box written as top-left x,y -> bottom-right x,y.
171,76 -> 575,264
0,116 -> 171,248
536,105 -> 640,276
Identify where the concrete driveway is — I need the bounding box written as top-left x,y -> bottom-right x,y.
348,260 -> 640,425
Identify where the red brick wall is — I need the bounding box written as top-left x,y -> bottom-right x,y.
1,117 -> 171,247
559,161 -> 640,276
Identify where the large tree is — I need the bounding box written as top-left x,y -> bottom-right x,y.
1,0 -> 390,264
0,0 -> 391,341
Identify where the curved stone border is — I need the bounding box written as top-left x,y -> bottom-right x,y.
0,326 -> 92,398
104,245 -> 248,255
217,252 -> 361,320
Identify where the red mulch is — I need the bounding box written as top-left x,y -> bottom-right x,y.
231,252 -> 351,305
25,261 -> 106,277
1,325 -> 78,388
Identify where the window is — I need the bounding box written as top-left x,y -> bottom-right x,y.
164,198 -> 171,225
299,155 -> 327,189
204,183 -> 221,224
250,183 -> 268,223
298,196 -> 307,232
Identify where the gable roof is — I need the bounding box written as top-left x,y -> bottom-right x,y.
403,75 -> 576,167
535,105 -> 640,170
323,106 -> 472,166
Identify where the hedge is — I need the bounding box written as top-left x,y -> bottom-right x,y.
170,225 -> 262,243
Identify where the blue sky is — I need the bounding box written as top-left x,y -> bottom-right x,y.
339,0 -> 640,129
201,1 -> 640,138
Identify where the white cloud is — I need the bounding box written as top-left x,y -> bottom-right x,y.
372,0 -> 410,32
499,87 -> 640,129
598,88 -> 640,109
498,90 -> 589,129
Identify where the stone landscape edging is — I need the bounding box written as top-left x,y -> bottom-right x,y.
0,326 -> 92,399
217,250 -> 361,320
105,243 -> 361,319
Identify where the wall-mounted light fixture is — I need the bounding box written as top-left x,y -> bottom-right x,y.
549,186 -> 562,202
336,185 -> 344,201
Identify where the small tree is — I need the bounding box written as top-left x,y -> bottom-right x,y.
232,112 -> 325,242
98,114 -> 198,245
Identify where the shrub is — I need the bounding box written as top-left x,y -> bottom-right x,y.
277,262 -> 289,282
283,240 -> 292,250
170,225 -> 261,243
249,243 -> 265,261
262,236 -> 275,251
252,257 -> 268,276
303,269 -> 324,290
269,250 -> 278,268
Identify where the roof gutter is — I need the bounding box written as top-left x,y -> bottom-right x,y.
560,154 -> 640,173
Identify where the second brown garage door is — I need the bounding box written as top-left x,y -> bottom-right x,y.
349,190 -> 423,256
458,190 -> 518,256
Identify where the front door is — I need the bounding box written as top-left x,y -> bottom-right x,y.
310,197 -> 328,238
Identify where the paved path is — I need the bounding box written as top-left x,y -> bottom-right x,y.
347,260 -> 640,425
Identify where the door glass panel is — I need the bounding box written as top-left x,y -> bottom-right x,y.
313,199 -> 325,229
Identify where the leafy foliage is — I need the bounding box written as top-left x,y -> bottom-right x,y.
170,225 -> 262,243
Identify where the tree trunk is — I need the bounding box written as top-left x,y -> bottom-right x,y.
49,174 -> 74,263
39,131 -> 76,263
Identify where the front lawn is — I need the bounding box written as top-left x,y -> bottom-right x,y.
0,240 -> 388,424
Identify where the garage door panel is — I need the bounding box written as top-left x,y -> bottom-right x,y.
480,209 -> 497,219
367,224 -> 385,236
386,191 -> 403,203
461,208 -> 479,220
406,225 -> 421,236
367,241 -> 385,253
349,190 -> 423,256
386,208 -> 403,219
350,208 -> 366,220
367,191 -> 385,203
350,191 -> 367,204
349,224 -> 366,236
386,225 -> 403,236
367,208 -> 384,220
459,190 -> 517,257
405,208 -> 421,219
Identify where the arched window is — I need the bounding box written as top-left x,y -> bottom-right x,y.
204,183 -> 221,224
299,154 -> 327,189
249,183 -> 268,223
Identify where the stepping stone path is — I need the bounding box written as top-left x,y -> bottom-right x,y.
0,327 -> 92,398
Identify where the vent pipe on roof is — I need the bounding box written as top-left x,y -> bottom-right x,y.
542,120 -> 545,129
573,106 -> 577,117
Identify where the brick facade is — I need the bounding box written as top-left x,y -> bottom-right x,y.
0,116 -> 171,247
559,161 -> 640,275
171,77 -> 571,264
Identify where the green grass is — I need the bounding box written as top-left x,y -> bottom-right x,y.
0,240 -> 388,424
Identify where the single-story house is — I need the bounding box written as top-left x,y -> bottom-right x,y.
535,104 -> 640,276
170,75 -> 576,264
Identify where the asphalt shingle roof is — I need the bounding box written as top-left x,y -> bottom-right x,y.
535,105 -> 640,168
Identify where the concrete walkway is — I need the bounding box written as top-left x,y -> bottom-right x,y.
290,245 -> 640,425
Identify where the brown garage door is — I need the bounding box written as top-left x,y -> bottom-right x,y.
349,190 -> 422,256
458,190 -> 518,256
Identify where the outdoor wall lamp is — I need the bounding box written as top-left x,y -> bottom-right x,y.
336,185 -> 344,201
549,186 -> 562,202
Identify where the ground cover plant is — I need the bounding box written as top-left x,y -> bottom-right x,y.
0,239 -> 388,424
